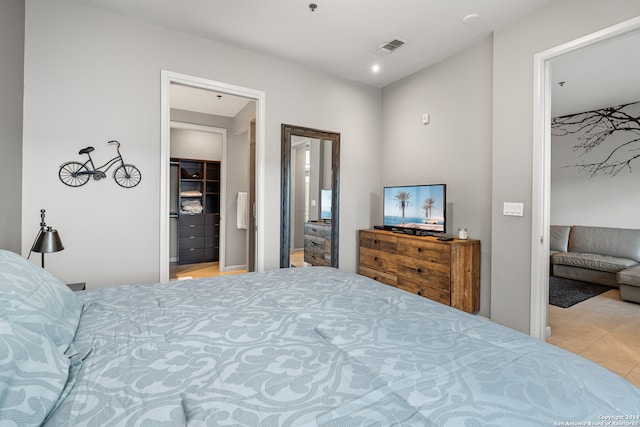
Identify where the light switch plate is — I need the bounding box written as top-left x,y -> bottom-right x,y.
503,202 -> 524,216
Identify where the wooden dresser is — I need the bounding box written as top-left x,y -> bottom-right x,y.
358,229 -> 480,313
304,222 -> 331,266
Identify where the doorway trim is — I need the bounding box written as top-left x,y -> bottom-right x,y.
530,16 -> 640,339
160,70 -> 266,282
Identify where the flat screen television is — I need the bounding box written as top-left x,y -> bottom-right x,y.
320,189 -> 332,220
383,184 -> 446,233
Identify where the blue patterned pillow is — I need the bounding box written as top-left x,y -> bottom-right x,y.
0,318 -> 70,425
0,250 -> 82,352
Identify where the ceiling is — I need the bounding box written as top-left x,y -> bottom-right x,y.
69,0 -> 555,88
170,84 -> 252,117
67,0 -> 640,118
551,28 -> 640,117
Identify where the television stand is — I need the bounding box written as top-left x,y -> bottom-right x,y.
358,229 -> 480,313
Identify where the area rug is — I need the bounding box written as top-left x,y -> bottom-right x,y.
548,275 -> 611,308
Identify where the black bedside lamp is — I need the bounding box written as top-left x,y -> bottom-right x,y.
31,209 -> 64,269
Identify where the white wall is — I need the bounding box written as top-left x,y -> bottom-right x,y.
0,0 -> 24,253
381,37 -> 494,317
551,101 -> 640,229
170,129 -> 222,161
22,0 -> 381,288
491,0 -> 640,333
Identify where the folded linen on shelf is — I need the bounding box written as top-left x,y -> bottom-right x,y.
181,206 -> 203,214
180,190 -> 203,197
181,199 -> 203,214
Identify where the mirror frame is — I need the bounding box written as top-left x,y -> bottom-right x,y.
280,124 -> 340,268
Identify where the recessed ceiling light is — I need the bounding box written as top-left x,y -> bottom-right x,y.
462,13 -> 480,25
371,64 -> 380,73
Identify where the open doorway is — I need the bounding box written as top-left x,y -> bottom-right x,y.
530,17 -> 640,340
160,71 -> 266,283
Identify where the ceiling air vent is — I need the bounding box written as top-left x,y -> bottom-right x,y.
375,38 -> 406,55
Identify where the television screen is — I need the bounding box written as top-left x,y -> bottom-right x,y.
383,184 -> 446,233
320,189 -> 332,220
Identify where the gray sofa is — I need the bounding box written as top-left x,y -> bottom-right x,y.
550,225 -> 640,304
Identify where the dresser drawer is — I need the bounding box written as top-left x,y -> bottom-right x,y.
395,281 -> 451,306
304,235 -> 330,265
397,238 -> 450,266
304,222 -> 331,239
204,213 -> 219,225
179,248 -> 204,264
397,254 -> 450,290
179,214 -> 204,226
180,225 -> 204,238
204,247 -> 218,262
179,236 -> 204,250
359,231 -> 397,252
358,265 -> 397,286
204,224 -> 218,238
359,247 -> 397,275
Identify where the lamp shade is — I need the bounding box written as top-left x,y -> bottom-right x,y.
32,227 -> 64,253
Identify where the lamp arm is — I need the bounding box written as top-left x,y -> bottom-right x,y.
27,228 -> 43,261
27,209 -> 47,261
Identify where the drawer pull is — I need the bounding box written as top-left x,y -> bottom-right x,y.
374,256 -> 378,261
417,247 -> 422,252
373,276 -> 378,280
374,240 -> 378,244
417,290 -> 423,296
417,268 -> 422,273
189,225 -> 195,228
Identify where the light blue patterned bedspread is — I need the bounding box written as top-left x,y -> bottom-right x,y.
45,267 -> 640,426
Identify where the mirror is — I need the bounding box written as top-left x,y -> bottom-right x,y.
281,124 -> 340,268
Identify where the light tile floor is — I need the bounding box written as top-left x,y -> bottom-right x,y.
548,289 -> 640,387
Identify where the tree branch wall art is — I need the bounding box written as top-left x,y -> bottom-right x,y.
551,101 -> 640,177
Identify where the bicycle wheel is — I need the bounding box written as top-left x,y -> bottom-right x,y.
113,164 -> 141,188
59,161 -> 90,187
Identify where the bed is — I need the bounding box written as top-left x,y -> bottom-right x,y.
1,249 -> 639,426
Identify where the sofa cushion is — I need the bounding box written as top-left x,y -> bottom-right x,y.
550,225 -> 571,252
551,252 -> 638,273
569,225 -> 640,262
618,264 -> 640,287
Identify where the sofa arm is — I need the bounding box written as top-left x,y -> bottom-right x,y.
550,225 -> 571,252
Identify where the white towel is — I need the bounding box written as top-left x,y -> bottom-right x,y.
237,192 -> 248,230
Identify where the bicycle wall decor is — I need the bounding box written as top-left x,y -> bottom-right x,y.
58,140 -> 142,188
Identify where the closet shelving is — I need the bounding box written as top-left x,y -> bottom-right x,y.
172,158 -> 221,265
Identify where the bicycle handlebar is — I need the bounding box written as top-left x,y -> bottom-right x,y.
107,140 -> 120,147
